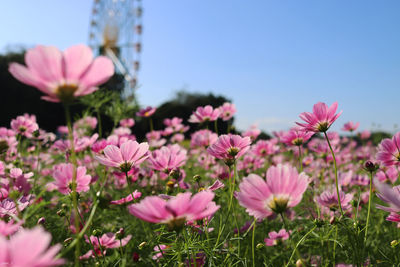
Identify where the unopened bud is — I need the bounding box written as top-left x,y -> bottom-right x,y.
138,241 -> 147,249
169,169 -> 181,179
92,229 -> 102,237
57,209 -> 65,217
64,237 -> 73,245
256,243 -> 264,249
391,240 -> 399,247
37,217 -> 45,225
116,228 -> 125,239
193,175 -> 201,182
364,161 -> 379,173
296,259 -> 306,267
166,180 -> 175,188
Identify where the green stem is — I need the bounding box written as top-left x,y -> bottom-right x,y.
364,172 -> 374,243
252,217 -> 257,267
149,117 -> 154,132
96,109 -> 102,138
323,132 -> 344,216
214,120 -> 219,135
64,104 -> 80,266
280,213 -> 301,263
285,226 -> 317,267
298,145 -> 303,172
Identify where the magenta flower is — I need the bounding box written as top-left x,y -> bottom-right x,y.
377,132 -> 400,167
296,102 -> 342,132
136,106 -> 157,117
281,128 -> 314,147
342,121 -> 360,132
0,227 -> 64,266
128,191 -> 220,230
188,105 -> 220,123
218,102 -> 236,121
10,115 -> 39,138
237,164 -> 309,219
242,125 -> 261,141
207,134 -> 251,165
9,44 -> 114,102
52,163 -> 91,195
264,229 -> 290,246
95,140 -> 149,172
148,144 -> 187,173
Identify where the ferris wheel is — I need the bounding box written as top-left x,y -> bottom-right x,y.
88,0 -> 143,98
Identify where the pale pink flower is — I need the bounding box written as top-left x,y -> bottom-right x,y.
152,245 -> 170,260
360,130 -> 371,140
0,226 -> 64,266
218,102 -> 236,121
0,220 -> 23,236
52,163 -> 91,195
316,190 -> 353,211
342,121 -> 360,132
237,164 -> 309,219
191,130 -> 218,148
119,118 -> 135,128
242,125 -> 261,141
252,139 -> 279,157
264,229 -> 290,246
376,166 -> 398,184
10,115 -> 39,138
9,44 -> 114,102
296,102 -> 342,132
377,132 -> 400,167
81,232 -> 131,259
73,116 -> 97,131
281,128 -> 314,146
375,180 -> 400,223
95,140 -> 149,172
137,106 -> 157,117
148,144 -> 187,173
207,134 -> 251,165
146,131 -> 167,148
188,105 -> 220,123
128,191 -> 220,229
110,190 -> 142,205
208,180 -> 225,191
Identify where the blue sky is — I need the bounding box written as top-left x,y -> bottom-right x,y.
1,0 -> 400,133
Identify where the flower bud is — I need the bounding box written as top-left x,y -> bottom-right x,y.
92,229 -> 102,237
138,241 -> 147,249
256,243 -> 264,249
193,175 -> 201,183
364,161 -> 379,173
116,228 -> 125,239
37,217 -> 45,225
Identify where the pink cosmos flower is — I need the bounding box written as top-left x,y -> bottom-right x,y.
242,125 -> 261,141
148,144 -> 187,173
264,229 -> 290,246
146,131 -> 167,148
9,44 -> 114,102
52,163 -> 91,195
0,226 -> 64,266
252,139 -> 279,157
218,102 -> 236,121
377,132 -> 400,167
360,130 -> 371,140
95,140 -> 149,172
10,115 -> 39,138
342,121 -> 360,132
376,166 -> 398,184
73,116 -> 97,132
375,180 -> 400,223
316,190 -> 353,212
207,134 -> 251,165
281,128 -> 314,147
0,220 -> 23,236
188,105 -> 220,123
119,118 -> 135,128
191,130 -> 218,148
296,102 -> 342,132
237,164 -> 309,219
81,232 -> 131,259
128,191 -> 220,230
136,106 -> 157,117
110,190 -> 142,205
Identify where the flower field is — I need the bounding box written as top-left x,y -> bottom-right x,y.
1,44 -> 400,266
